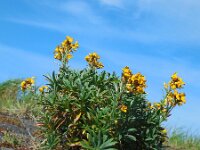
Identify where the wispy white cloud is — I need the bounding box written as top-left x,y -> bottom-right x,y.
26,0 -> 104,25
130,0 -> 200,43
59,1 -> 103,24
6,0 -> 200,45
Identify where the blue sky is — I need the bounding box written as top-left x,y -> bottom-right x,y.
0,0 -> 200,131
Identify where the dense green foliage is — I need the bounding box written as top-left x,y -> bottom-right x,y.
0,78 -> 195,150
38,66 -> 168,149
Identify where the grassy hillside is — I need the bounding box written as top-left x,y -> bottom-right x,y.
167,129 -> 200,150
0,79 -> 21,101
0,79 -> 40,149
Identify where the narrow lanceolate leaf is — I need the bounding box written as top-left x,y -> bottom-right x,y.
74,112 -> 82,123
128,128 -> 137,133
125,135 -> 136,141
80,140 -> 94,150
99,138 -> 117,149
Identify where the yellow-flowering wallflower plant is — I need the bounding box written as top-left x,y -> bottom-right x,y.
29,36 -> 187,150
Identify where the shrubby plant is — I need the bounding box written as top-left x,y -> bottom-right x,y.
21,36 -> 186,150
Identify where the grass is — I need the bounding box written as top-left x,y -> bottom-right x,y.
166,128 -> 200,150
0,79 -> 200,149
0,79 -> 21,100
0,97 -> 41,118
0,79 -> 41,118
1,131 -> 23,148
0,79 -> 41,149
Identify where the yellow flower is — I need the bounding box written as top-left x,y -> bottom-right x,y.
171,73 -> 178,82
66,36 -> 74,43
92,53 -> 100,59
21,77 -> 35,91
39,87 -> 43,93
126,84 -> 132,92
126,73 -> 146,94
122,66 -> 132,79
96,62 -> 104,69
21,81 -> 26,91
54,46 -> 60,53
169,73 -> 185,89
71,41 -> 79,50
164,82 -> 169,89
85,52 -> 100,62
148,102 -> 154,110
135,86 -> 145,94
161,129 -> 167,135
26,77 -> 35,84
54,53 -> 62,60
120,105 -> 128,113
61,40 -> 68,48
53,36 -> 79,61
39,86 -> 48,93
85,52 -> 104,69
174,90 -> 186,105
130,73 -> 146,87
54,46 -> 65,53
66,53 -> 73,60
85,55 -> 90,62
154,103 -> 161,110
164,92 -> 176,107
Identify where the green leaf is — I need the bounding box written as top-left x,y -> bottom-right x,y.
125,135 -> 136,141
128,128 -> 136,133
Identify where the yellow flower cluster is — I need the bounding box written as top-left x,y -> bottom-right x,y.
122,66 -> 132,80
164,92 -> 175,106
147,102 -> 167,113
164,73 -> 186,106
85,52 -> 104,69
165,91 -> 186,106
39,86 -> 48,93
169,73 -> 185,89
21,77 -> 35,91
174,90 -> 186,105
54,36 -> 79,61
122,66 -> 146,94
